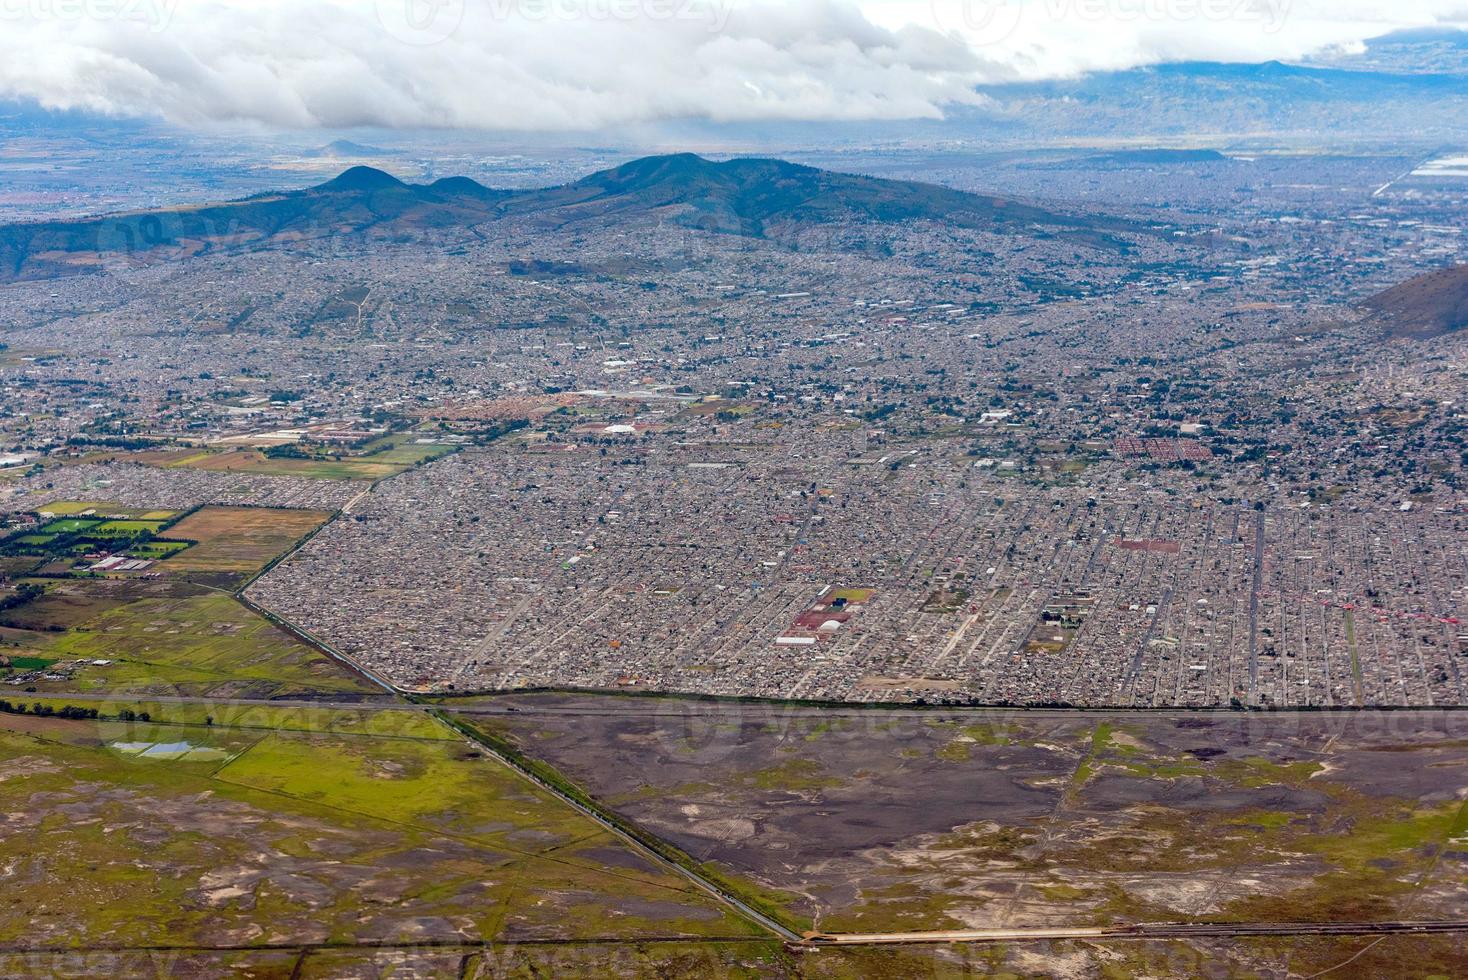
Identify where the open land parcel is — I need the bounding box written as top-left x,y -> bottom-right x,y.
0,502 -> 370,698
464,695 -> 1468,938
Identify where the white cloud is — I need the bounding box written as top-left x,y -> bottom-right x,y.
0,0 -> 1462,129
876,0 -> 1468,80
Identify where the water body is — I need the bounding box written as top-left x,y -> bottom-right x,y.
110,740 -> 227,761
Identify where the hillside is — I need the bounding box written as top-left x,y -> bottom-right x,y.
0,170 -> 507,283
1364,265 -> 1468,339
501,153 -> 1142,241
0,154 -> 1151,284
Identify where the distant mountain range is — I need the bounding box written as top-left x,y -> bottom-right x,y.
1305,27 -> 1468,76
0,153 -> 1150,283
1079,149 -> 1229,166
1365,265 -> 1468,340
303,139 -> 392,159
967,47 -> 1468,143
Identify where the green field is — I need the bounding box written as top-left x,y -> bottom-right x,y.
34,591 -> 380,699
8,534 -> 53,547
215,731 -> 604,842
39,518 -> 101,534
2,696 -> 450,741
127,539 -> 191,559
2,502 -> 189,569
0,506 -> 376,699
0,710 -> 757,952
35,501 -> 111,517
37,502 -> 172,519
3,656 -> 55,671
92,519 -> 166,536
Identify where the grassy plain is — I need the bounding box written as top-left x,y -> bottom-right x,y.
0,710 -> 755,954
37,590 -> 376,698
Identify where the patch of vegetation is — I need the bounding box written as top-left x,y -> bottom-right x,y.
38,592 -> 378,699
0,715 -> 751,950
2,655 -> 55,670
747,757 -> 841,793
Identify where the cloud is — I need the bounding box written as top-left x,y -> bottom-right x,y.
0,0 -> 1463,130
880,0 -> 1468,80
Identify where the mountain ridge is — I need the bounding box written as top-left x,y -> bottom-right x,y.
0,153 -> 1152,284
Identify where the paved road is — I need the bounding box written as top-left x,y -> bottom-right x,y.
811,919 -> 1468,945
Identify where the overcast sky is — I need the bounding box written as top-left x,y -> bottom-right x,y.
1,0 -> 1464,130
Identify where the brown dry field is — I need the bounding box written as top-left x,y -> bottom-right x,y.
161,506 -> 332,582
181,449 -> 402,480
471,697 -> 1468,936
